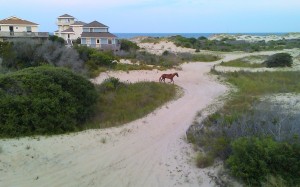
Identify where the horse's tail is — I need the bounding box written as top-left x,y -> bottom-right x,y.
159,76 -> 162,82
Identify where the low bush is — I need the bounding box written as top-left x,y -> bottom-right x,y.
227,137 -> 300,186
0,66 -> 98,137
265,53 -> 293,67
119,39 -> 140,51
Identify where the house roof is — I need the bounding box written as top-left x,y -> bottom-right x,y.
81,32 -> 117,38
71,21 -> 87,26
0,16 -> 38,25
61,28 -> 74,33
58,14 -> 74,18
83,21 -> 108,28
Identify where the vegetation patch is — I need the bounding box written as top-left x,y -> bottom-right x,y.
0,66 -> 98,138
220,55 -> 268,68
86,77 -> 179,128
196,152 -> 214,168
188,71 -> 300,186
227,137 -> 300,186
265,53 -> 293,67
168,35 -> 300,52
140,37 -> 164,44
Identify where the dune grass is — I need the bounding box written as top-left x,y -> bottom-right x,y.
180,53 -> 221,62
221,71 -> 300,113
88,63 -> 162,78
193,70 -> 300,185
220,55 -> 268,68
85,78 -> 179,129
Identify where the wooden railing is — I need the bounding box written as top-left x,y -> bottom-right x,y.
82,43 -> 121,51
0,32 -> 49,38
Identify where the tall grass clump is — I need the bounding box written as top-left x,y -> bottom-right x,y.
87,77 -> 178,128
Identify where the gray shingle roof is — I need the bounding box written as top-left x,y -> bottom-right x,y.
58,14 -> 74,18
81,32 -> 116,38
83,21 -> 108,28
61,28 -> 74,33
71,21 -> 87,26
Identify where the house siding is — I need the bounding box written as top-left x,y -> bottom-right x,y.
0,25 -> 38,32
0,16 -> 48,41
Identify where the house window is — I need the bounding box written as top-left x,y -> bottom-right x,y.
90,28 -> 93,32
26,26 -> 32,32
0,26 -> 1,31
97,39 -> 100,44
108,39 -> 112,44
101,38 -> 107,44
81,38 -> 86,44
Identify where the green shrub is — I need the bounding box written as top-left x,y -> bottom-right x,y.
265,53 -> 293,67
89,51 -> 116,67
48,35 -> 65,45
162,50 -> 169,56
98,77 -> 125,93
74,45 -> 97,62
120,39 -> 140,51
227,137 -> 300,186
0,66 -> 98,137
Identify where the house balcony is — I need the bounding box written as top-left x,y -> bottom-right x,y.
0,31 -> 49,38
82,43 -> 121,51
56,21 -> 74,26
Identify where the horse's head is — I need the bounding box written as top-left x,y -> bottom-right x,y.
175,73 -> 179,77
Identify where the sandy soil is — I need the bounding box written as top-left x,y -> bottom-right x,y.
0,59 -> 228,186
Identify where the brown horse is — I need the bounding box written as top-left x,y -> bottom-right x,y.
159,72 -> 179,83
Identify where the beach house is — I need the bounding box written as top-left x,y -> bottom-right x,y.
54,14 -> 86,45
81,21 -> 120,51
54,14 -> 119,50
0,16 -> 48,42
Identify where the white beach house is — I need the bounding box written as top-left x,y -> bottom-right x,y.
0,16 -> 48,42
54,14 -> 86,45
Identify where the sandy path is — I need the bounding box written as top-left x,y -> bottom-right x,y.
0,61 -> 228,187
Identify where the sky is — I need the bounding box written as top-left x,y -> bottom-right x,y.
0,0 -> 299,33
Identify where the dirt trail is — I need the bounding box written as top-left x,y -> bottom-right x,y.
0,61 -> 228,187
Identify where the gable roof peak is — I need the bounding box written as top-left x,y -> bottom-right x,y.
58,14 -> 74,18
84,20 -> 108,28
5,16 -> 21,20
0,16 -> 38,25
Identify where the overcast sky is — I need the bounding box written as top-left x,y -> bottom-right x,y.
1,0 -> 299,33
